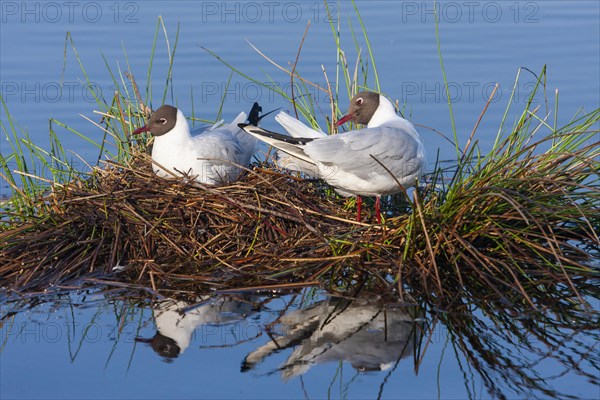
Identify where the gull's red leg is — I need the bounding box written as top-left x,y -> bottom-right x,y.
356,195 -> 362,222
375,196 -> 381,224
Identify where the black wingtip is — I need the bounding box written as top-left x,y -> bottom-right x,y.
248,102 -> 263,126
238,124 -> 266,137
257,107 -> 281,123
239,123 -> 315,145
247,102 -> 282,126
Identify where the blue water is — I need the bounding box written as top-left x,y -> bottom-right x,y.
1,1 -> 599,398
2,290 -> 597,399
1,1 -> 599,171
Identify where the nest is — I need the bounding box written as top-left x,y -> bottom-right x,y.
1,142 -> 598,306
1,152 -> 401,296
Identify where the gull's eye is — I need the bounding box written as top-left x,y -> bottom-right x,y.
159,118 -> 167,124
355,97 -> 363,106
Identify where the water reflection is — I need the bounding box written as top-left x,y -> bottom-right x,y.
135,295 -> 258,359
242,297 -> 421,379
1,289 -> 597,399
437,297 -> 599,400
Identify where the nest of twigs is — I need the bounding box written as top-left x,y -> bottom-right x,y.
0,152 -> 396,295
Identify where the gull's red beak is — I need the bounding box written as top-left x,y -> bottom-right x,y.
132,125 -> 151,136
335,113 -> 354,126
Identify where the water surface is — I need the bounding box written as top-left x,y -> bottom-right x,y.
1,1 -> 598,169
2,289 -> 597,399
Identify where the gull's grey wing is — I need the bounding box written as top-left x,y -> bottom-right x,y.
303,126 -> 422,181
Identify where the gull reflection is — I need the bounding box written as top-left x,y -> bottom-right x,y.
136,295 -> 256,360
242,297 -> 421,379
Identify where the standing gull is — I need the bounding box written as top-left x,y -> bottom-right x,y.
239,91 -> 426,222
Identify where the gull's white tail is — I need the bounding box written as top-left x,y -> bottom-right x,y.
275,112 -> 327,139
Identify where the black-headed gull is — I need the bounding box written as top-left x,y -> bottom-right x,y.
239,92 -> 426,222
135,296 -> 256,359
133,103 -> 263,185
242,297 -> 420,379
